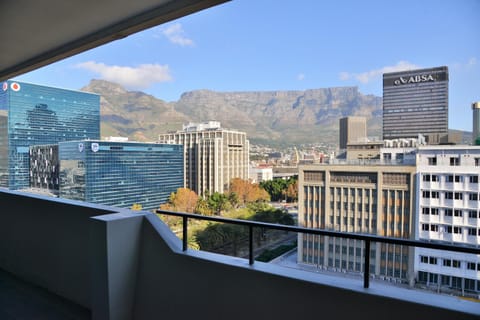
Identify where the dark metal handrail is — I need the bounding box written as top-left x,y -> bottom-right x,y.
156,209 -> 480,288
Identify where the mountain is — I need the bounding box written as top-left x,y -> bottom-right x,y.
81,79 -> 384,146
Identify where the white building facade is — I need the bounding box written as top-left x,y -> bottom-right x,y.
249,166 -> 273,184
159,122 -> 249,196
415,146 -> 480,295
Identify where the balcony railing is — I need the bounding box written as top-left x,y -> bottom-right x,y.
156,209 -> 480,289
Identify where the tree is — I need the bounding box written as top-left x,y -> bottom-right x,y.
131,203 -> 142,211
229,178 -> 270,205
159,188 -> 198,213
207,192 -> 232,215
195,197 -> 213,216
260,178 -> 287,201
285,180 -> 298,202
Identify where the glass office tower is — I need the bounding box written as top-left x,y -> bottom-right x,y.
0,80 -> 100,189
59,140 -> 184,210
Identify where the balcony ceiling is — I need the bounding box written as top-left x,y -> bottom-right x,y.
0,0 -> 228,82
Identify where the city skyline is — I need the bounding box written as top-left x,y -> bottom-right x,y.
13,0 -> 480,133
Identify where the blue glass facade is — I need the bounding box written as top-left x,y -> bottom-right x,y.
59,140 -> 184,210
0,80 -> 100,189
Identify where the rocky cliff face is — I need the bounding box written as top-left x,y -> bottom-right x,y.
81,79 -> 383,146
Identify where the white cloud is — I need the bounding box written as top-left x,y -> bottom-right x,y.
338,72 -> 350,81
340,61 -> 420,84
76,61 -> 172,89
161,23 -> 194,47
467,57 -> 477,67
297,73 -> 306,81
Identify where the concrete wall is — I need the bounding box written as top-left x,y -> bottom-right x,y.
0,189 -> 115,308
1,189 -> 478,319
132,214 -> 479,320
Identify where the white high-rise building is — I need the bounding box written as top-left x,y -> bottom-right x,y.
159,122 -> 249,196
415,146 -> 480,294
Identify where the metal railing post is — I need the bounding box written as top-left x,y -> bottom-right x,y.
183,216 -> 188,251
364,240 -> 370,288
249,225 -> 254,265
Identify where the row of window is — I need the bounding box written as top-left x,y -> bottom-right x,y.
417,271 -> 479,292
422,174 -> 479,183
422,207 -> 479,218
427,156 -> 480,166
420,224 -> 478,236
422,190 -> 478,200
420,256 -> 480,271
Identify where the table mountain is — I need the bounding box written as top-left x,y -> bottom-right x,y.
81,79 -> 383,146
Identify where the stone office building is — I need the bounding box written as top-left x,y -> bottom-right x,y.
298,163 -> 416,284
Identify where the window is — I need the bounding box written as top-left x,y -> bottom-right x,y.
431,175 -> 439,182
445,209 -> 453,217
431,191 -> 439,199
431,208 -> 439,215
454,192 -> 463,200
443,259 -> 451,267
469,210 -> 478,219
469,193 -> 478,201
475,158 -> 480,167
468,228 -> 477,236
429,257 -> 437,265
454,209 -> 462,217
422,224 -> 429,231
446,226 -> 452,233
420,256 -> 428,263
470,176 -> 479,183
423,174 -> 430,182
450,157 -> 459,166
431,224 -> 439,232
445,192 -> 453,200
422,191 -> 430,198
447,175 -> 454,183
441,275 -> 450,285
422,207 -> 430,215
452,260 -> 461,268
454,175 -> 462,183
428,157 -> 437,165
453,226 -> 462,234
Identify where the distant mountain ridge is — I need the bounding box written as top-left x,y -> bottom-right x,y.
81,79 -> 384,147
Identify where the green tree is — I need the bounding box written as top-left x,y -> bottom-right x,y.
207,192 -> 232,215
195,197 -> 213,216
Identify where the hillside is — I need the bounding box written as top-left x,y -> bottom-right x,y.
81,79 -> 383,147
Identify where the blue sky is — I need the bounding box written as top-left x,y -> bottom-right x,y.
15,0 -> 480,132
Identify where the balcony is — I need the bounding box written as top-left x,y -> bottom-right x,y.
1,189 -> 479,319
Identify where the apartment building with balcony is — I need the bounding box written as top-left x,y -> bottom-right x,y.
415,146 -> 480,294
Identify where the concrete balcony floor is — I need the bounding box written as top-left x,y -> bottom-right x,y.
0,268 -> 90,320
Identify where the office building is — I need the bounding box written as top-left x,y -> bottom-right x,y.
249,165 -> 273,183
339,116 -> 367,149
0,80 -> 100,190
415,146 -> 480,294
473,102 -> 480,145
30,144 -> 59,194
159,121 -> 249,196
57,140 -> 183,210
298,163 -> 416,284
383,66 -> 448,140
